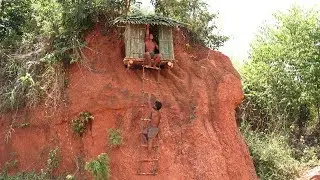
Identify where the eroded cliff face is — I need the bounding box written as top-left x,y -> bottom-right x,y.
0,25 -> 257,179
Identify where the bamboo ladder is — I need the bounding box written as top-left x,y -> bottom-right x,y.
137,64 -> 161,175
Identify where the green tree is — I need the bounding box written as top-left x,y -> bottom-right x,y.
150,0 -> 228,49
241,6 -> 320,134
0,0 -> 140,113
0,0 -> 33,46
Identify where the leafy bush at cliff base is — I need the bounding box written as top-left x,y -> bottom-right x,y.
243,130 -> 299,179
0,172 -> 44,180
85,153 -> 110,180
0,147 -> 61,179
241,121 -> 320,180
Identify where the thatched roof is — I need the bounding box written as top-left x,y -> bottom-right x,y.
113,14 -> 188,27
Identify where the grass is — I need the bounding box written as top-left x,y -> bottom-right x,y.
0,147 -> 60,179
0,171 -> 44,180
240,121 -> 320,180
108,128 -> 122,147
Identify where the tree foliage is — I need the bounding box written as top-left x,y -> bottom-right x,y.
150,0 -> 228,49
241,6 -> 320,133
0,0 -> 33,46
0,0 -> 138,113
113,14 -> 187,27
236,6 -> 320,179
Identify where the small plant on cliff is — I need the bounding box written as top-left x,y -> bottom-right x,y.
4,124 -> 15,143
189,103 -> 197,122
0,148 -> 61,179
0,171 -> 44,180
0,159 -> 18,178
71,111 -> 94,136
42,147 -> 60,178
47,147 -> 60,171
66,174 -> 75,180
85,153 -> 110,180
108,128 -> 122,147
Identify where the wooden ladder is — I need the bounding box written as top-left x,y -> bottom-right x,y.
137,65 -> 161,176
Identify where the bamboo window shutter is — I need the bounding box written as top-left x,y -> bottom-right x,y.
125,24 -> 145,58
159,26 -> 174,60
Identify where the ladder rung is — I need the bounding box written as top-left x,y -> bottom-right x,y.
142,65 -> 161,70
141,118 -> 151,121
138,159 -> 159,162
143,78 -> 151,81
137,172 -> 158,175
140,144 -> 158,147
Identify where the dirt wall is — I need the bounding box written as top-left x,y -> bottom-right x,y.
0,24 -> 257,180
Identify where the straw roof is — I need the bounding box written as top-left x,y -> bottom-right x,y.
113,14 -> 187,27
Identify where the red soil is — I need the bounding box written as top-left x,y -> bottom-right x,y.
0,24 -> 257,179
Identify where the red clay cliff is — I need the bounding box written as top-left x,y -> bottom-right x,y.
0,25 -> 257,179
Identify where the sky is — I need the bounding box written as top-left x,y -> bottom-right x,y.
140,0 -> 320,64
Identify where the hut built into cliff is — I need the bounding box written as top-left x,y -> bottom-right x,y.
114,15 -> 186,68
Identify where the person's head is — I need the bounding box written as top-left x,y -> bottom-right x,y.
149,33 -> 153,40
153,100 -> 162,111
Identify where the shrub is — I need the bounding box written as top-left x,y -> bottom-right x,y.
0,159 -> 18,178
241,122 -> 300,180
108,128 -> 122,147
0,171 -> 44,180
0,148 -> 60,179
0,0 -> 130,113
71,111 -> 94,136
85,153 -> 110,180
66,174 -> 75,180
47,147 -> 60,172
41,147 -> 60,178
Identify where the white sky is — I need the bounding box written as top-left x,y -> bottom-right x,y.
140,0 -> 320,63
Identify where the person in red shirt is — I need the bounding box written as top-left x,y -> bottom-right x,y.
144,24 -> 161,67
